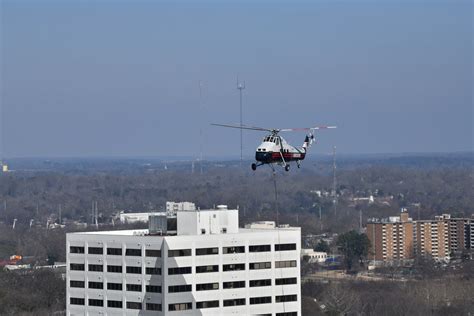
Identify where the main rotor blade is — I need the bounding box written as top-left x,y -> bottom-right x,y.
279,126 -> 337,132
211,123 -> 272,132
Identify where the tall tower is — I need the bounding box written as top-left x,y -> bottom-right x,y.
237,78 -> 245,165
332,146 -> 337,217
198,80 -> 204,174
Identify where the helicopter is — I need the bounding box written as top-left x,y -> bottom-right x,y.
211,123 -> 336,171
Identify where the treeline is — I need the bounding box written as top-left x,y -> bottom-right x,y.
0,163 -> 473,236
0,269 -> 65,315
302,272 -> 474,315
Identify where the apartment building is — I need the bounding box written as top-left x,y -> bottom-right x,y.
369,210 -> 473,263
367,209 -> 414,262
66,206 -> 301,316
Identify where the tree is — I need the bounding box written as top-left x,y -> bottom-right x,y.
314,240 -> 330,253
336,230 -> 370,271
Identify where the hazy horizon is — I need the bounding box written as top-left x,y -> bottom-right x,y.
1,0 -> 472,159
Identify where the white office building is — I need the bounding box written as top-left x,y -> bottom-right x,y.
67,206 -> 301,315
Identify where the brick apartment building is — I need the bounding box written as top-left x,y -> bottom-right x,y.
367,210 -> 473,263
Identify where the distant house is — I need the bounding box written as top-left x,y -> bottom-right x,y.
301,249 -> 327,263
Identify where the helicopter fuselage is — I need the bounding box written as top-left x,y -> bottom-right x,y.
255,135 -> 305,164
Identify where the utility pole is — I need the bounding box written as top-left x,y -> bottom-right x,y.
359,209 -> 363,233
58,204 -> 62,225
237,77 -> 245,165
319,204 -> 323,232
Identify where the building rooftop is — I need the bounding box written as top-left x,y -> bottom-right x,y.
71,206 -> 299,237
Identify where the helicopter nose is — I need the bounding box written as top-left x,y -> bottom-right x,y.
255,151 -> 271,163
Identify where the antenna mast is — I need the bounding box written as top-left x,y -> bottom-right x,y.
237,77 -> 245,165
332,146 -> 337,217
199,80 -> 204,174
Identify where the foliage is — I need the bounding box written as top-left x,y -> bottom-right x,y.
314,239 -> 331,253
0,269 -> 65,315
336,230 -> 370,271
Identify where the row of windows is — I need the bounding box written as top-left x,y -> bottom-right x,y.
70,281 -> 162,293
70,298 -> 160,310
71,296 -> 297,311
70,261 -> 296,274
70,278 -> 297,292
70,247 -> 162,257
70,244 -> 297,257
70,264 -> 161,275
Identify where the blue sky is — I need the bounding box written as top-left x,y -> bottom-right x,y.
1,0 -> 472,158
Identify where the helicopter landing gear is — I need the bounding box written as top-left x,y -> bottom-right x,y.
296,160 -> 301,168
285,164 -> 290,172
251,162 -> 264,171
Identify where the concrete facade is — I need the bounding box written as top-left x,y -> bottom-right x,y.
67,208 -> 301,316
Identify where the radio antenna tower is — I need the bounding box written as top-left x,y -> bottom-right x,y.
332,146 -> 337,217
198,81 -> 204,174
237,77 -> 245,165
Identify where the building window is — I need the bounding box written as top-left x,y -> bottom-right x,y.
107,282 -> 122,291
249,279 -> 271,287
197,300 -> 219,309
88,299 -> 103,307
275,277 -> 297,285
126,266 -> 142,274
70,246 -> 84,254
88,281 -> 103,289
250,296 -> 272,305
88,264 -> 103,272
168,284 -> 192,293
168,249 -> 191,257
249,262 -> 271,270
168,266 -> 192,275
145,249 -> 161,257
223,246 -> 245,254
70,280 -> 85,288
196,282 -> 219,291
145,267 -> 161,275
70,263 -> 85,271
127,302 -> 142,310
223,298 -> 246,307
275,243 -> 297,251
276,295 -> 297,303
107,300 -> 123,308
126,284 -> 142,292
107,247 -> 122,255
88,247 -> 103,255
146,303 -> 162,311
223,281 -> 245,289
107,265 -> 122,273
249,245 -> 271,252
169,302 -> 192,311
125,248 -> 142,256
196,265 -> 218,273
70,297 -> 85,305
276,313 -> 298,316
146,285 -> 161,293
275,260 -> 297,268
223,263 -> 245,271
196,247 -> 219,255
